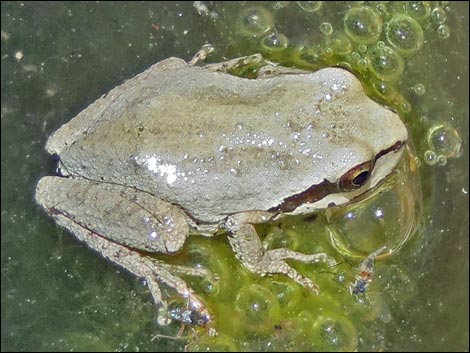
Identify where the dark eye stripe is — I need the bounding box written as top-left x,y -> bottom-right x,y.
268,179 -> 339,213
269,140 -> 405,213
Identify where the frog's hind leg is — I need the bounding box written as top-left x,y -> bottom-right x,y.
203,53 -> 281,78
201,52 -> 309,78
226,212 -> 337,294
51,213 -> 210,326
190,43 -> 292,78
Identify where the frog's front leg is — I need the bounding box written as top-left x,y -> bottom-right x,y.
35,177 -> 211,326
225,212 -> 337,294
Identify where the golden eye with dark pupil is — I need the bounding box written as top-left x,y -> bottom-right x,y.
339,161 -> 373,192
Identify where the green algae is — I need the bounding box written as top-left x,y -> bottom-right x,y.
143,2 -> 463,350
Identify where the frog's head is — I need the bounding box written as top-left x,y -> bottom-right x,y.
271,68 -> 408,215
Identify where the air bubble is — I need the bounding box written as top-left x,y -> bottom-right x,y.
320,22 -> 333,36
419,115 -> 428,124
323,47 -> 333,58
413,83 -> 425,95
436,155 -> 447,166
427,124 -> 462,158
400,99 -> 411,113
372,79 -> 396,97
272,1 -> 290,10
424,150 -> 437,166
326,32 -> 353,55
344,6 -> 383,44
386,15 -> 424,56
235,284 -> 281,327
404,1 -> 431,21
313,315 -> 358,351
297,1 -> 322,13
375,3 -> 388,16
267,279 -> 302,311
291,45 -> 324,68
437,24 -> 450,39
358,44 -> 368,53
237,6 -> 274,37
261,32 -> 289,52
350,51 -> 360,61
357,57 -> 369,69
367,44 -> 404,81
431,7 -> 447,25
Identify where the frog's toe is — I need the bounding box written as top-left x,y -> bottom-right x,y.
286,267 -> 320,294
296,276 -> 320,295
259,257 -> 322,294
267,248 -> 337,267
157,305 -> 172,326
313,252 -> 338,267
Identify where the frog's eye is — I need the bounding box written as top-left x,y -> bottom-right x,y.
339,161 -> 373,192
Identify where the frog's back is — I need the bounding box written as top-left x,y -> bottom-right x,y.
48,60 -> 406,223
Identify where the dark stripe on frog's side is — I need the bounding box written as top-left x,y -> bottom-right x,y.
268,140 -> 405,213
268,179 -> 339,213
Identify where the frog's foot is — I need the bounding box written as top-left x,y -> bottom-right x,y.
52,214 -> 211,326
189,44 -> 215,65
226,212 -> 337,294
152,263 -> 213,326
263,248 -> 337,293
108,246 -> 211,327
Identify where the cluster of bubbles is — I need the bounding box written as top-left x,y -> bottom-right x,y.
235,2 -> 444,79
424,123 -> 462,166
235,2 -> 430,89
180,223 -> 403,351
234,2 -> 462,166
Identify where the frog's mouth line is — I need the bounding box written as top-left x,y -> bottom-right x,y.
268,140 -> 405,214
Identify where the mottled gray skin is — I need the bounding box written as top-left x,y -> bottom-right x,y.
35,53 -> 407,326
44,57 -> 406,222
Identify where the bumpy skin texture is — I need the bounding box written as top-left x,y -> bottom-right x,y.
44,58 -> 407,223
35,55 -> 407,326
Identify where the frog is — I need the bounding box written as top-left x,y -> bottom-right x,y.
35,46 -> 408,326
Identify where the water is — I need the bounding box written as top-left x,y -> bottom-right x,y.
2,2 -> 468,351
